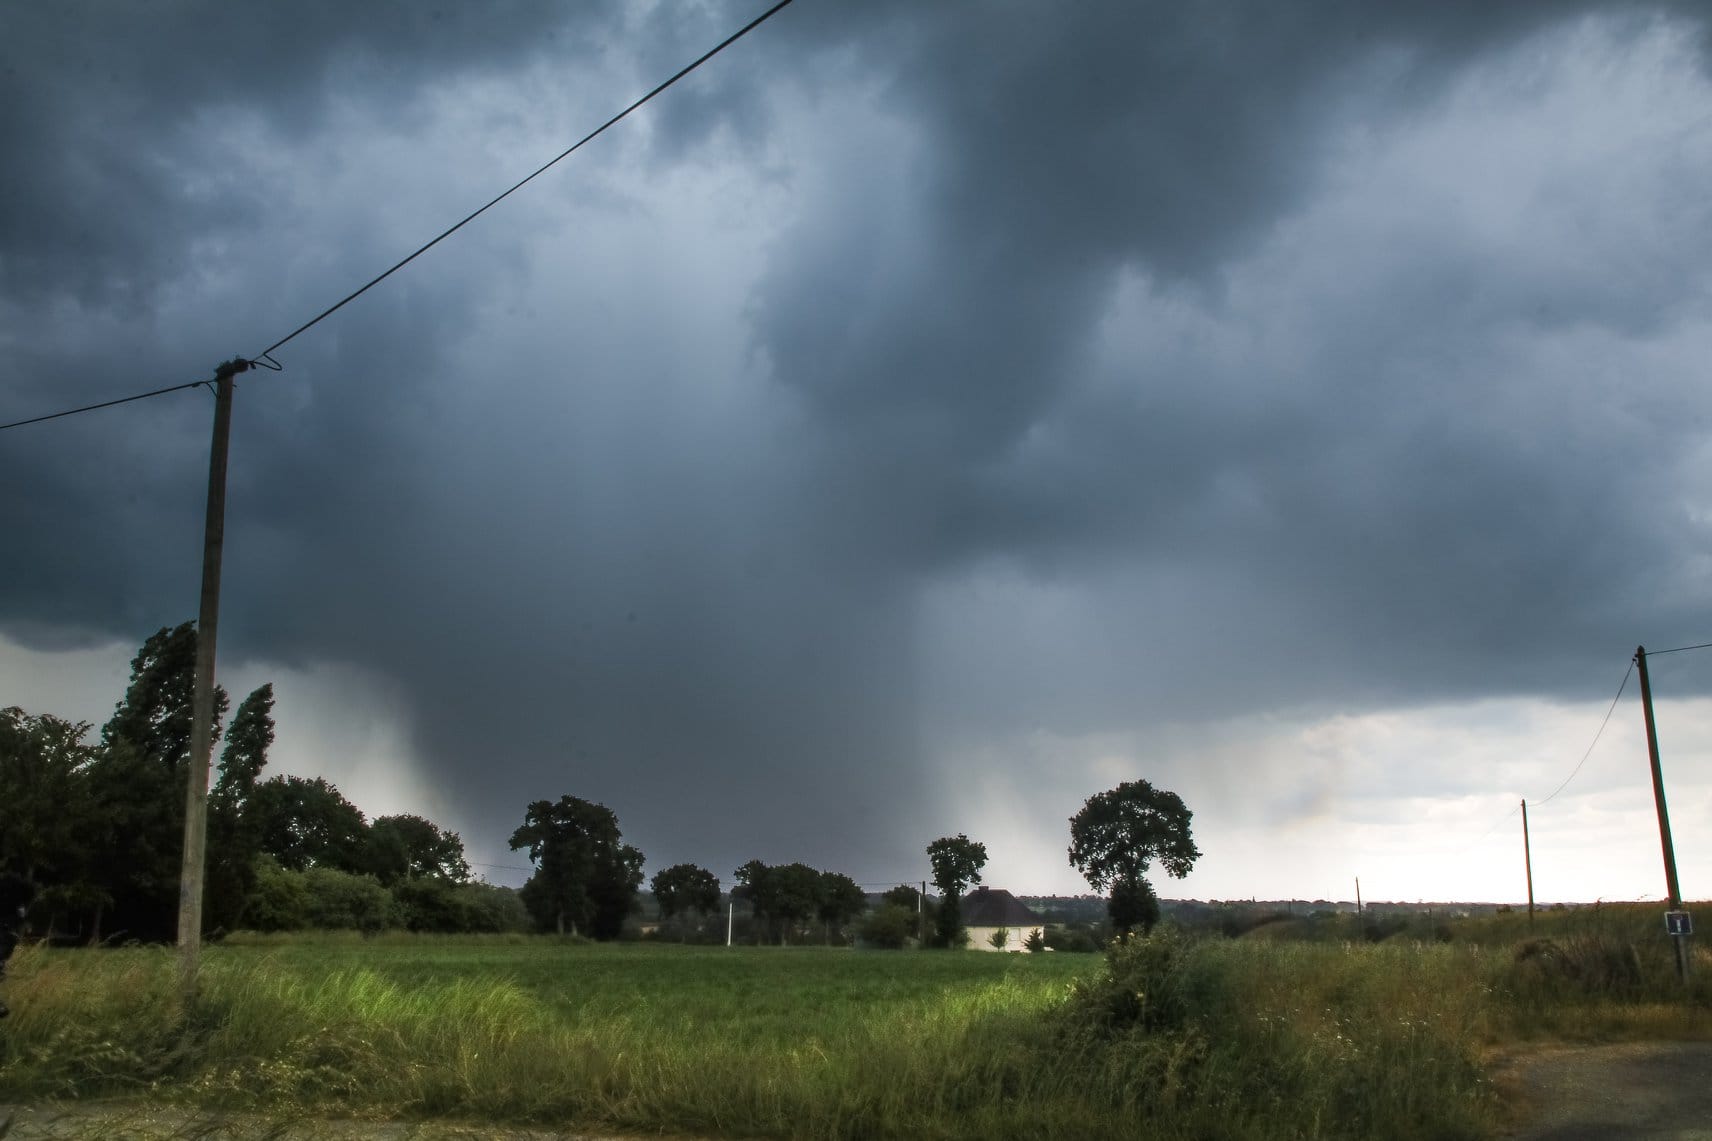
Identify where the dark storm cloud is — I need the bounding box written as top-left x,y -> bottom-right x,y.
744,0 -> 1712,716
0,2 -> 616,307
5,0 -> 1712,883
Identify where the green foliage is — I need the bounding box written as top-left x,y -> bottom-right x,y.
882,883 -> 923,910
79,738 -> 182,942
0,706 -> 95,887
988,926 -> 1011,951
450,882 -> 532,934
858,902 -> 918,949
206,684 -> 276,933
1110,875 -> 1162,936
1043,924 -> 1105,953
1068,780 -> 1199,937
3,626 -> 476,949
510,796 -> 643,939
365,814 -> 470,885
733,861 -> 868,946
213,684 -> 274,804
928,834 -> 987,949
650,863 -> 721,924
301,867 -> 397,933
1024,928 -> 1046,953
246,856 -> 310,932
99,622 -> 228,773
0,937 -> 1517,1140
249,775 -> 370,873
816,871 -> 868,944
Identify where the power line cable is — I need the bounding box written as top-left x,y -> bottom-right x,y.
0,378 -> 213,431
1648,640 -> 1712,656
0,0 -> 795,434
1530,659 -> 1633,808
254,0 -> 794,362
1452,656 -> 1635,855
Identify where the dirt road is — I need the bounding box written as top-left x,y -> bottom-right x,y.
1498,1041 -> 1712,1139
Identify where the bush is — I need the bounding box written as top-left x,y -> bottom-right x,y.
1508,935 -> 1645,1000
392,878 -> 467,933
1065,929 -> 1200,1033
858,903 -> 918,949
245,857 -> 309,932
455,882 -> 532,934
302,867 -> 397,934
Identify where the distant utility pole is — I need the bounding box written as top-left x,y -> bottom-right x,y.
176,357 -> 249,1002
1634,645 -> 1690,981
1521,799 -> 1535,931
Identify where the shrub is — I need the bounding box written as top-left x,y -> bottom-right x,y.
858,903 -> 917,949
1508,935 -> 1644,1000
302,867 -> 397,934
1064,929 -> 1199,1033
245,857 -> 309,932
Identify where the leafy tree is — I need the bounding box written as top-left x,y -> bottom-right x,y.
732,860 -> 826,945
882,883 -> 922,910
366,814 -> 470,885
206,684 -> 275,932
732,859 -> 773,943
79,738 -> 181,942
510,795 -> 644,939
927,834 -> 987,949
881,883 -> 931,943
100,622 -> 227,772
651,863 -> 720,939
767,863 -> 823,942
249,775 -> 369,873
213,684 -> 274,802
0,707 -> 95,886
83,623 -> 230,942
1068,779 -> 1200,936
816,872 -> 868,945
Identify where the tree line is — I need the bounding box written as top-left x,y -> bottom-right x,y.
3,624 -> 1203,947
0,624 -> 521,941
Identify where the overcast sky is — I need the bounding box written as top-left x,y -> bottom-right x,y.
5,1 -> 1712,904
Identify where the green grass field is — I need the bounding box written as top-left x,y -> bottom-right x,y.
2,910 -> 1709,1140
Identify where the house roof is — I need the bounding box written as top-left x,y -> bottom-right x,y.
961,887 -> 1043,927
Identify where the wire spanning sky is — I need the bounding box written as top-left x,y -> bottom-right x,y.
5,1 -> 1712,903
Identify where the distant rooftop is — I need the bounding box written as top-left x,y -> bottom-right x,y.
962,886 -> 1043,927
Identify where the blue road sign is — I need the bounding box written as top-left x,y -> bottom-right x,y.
1665,910 -> 1693,936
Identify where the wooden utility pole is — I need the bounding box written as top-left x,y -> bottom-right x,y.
176,357 -> 248,1002
1635,645 -> 1690,981
1521,799 -> 1535,931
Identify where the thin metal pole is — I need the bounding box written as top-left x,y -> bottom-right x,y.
1521,799 -> 1535,931
1635,645 -> 1689,982
176,358 -> 247,1002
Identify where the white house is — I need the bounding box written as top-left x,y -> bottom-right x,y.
961,886 -> 1044,952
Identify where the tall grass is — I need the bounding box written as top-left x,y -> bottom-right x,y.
2,923 -> 1707,1139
